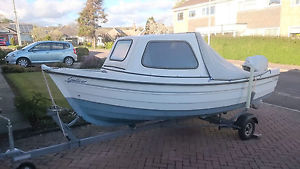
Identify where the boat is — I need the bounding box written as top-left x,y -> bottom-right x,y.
42,32 -> 279,126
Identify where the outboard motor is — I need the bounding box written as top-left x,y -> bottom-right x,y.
242,55 -> 268,72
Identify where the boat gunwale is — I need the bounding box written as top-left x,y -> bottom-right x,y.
45,68 -> 279,86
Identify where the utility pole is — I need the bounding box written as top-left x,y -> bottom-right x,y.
207,0 -> 211,45
12,0 -> 22,46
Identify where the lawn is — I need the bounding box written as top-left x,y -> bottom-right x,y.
210,36 -> 300,66
5,72 -> 70,108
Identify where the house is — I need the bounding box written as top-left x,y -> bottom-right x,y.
0,24 -> 17,45
0,23 -> 33,45
96,27 -> 144,43
173,0 -> 300,37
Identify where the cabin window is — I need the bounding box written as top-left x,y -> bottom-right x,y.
142,41 -> 198,69
110,40 -> 132,61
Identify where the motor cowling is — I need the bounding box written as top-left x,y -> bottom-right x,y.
242,55 -> 268,72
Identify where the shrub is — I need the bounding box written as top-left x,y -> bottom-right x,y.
80,55 -> 105,69
1,65 -> 26,73
15,92 -> 49,129
83,42 -> 92,47
76,47 -> 89,61
1,65 -> 39,73
16,45 -> 26,50
0,48 -> 13,64
51,62 -> 69,68
105,42 -> 114,49
10,37 -> 16,46
44,35 -> 52,41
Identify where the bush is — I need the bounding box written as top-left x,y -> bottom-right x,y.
16,45 -> 26,50
80,55 -> 105,69
83,42 -> 92,47
15,92 -> 49,129
1,65 -> 39,73
105,42 -> 114,49
1,65 -> 26,73
76,47 -> 89,61
0,48 -> 13,64
10,37 -> 16,46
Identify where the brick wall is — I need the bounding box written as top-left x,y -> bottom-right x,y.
237,6 -> 281,29
188,16 -> 215,32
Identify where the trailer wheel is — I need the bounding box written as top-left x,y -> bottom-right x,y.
238,119 -> 255,140
16,162 -> 36,169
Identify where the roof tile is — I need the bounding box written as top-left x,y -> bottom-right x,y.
174,0 -> 209,9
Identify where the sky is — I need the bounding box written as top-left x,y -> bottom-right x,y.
0,0 -> 175,27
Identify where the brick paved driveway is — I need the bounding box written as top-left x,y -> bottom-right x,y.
1,103 -> 300,169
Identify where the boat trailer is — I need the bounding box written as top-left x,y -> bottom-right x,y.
0,106 -> 260,169
0,67 -> 260,169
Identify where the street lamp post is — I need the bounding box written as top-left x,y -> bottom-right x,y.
208,0 -> 211,45
12,0 -> 22,46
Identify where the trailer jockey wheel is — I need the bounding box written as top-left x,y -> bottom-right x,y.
238,118 -> 256,140
16,162 -> 36,169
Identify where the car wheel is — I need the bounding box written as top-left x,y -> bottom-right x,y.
17,58 -> 30,67
64,57 -> 74,66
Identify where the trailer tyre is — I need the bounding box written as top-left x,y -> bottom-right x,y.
16,162 -> 36,169
238,119 -> 255,140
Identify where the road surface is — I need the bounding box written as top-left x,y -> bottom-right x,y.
264,69 -> 300,111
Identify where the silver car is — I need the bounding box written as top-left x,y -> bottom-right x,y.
5,41 -> 77,67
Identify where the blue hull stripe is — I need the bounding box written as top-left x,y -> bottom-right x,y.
66,98 -> 251,126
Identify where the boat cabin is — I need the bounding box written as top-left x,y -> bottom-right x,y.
103,33 -> 209,78
102,33 -> 265,81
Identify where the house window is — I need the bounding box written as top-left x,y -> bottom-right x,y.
202,8 -> 206,16
189,10 -> 196,18
142,41 -> 198,69
201,6 -> 215,16
210,6 -> 215,15
110,40 -> 132,61
177,12 -> 183,21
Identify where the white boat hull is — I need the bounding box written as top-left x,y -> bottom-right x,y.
47,69 -> 279,126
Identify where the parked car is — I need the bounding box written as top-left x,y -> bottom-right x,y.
0,37 -> 6,46
5,41 -> 77,67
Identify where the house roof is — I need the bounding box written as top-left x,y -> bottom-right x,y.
8,24 -> 33,34
173,0 -> 209,9
0,23 -> 33,34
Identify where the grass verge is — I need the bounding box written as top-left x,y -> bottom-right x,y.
210,36 -> 300,66
5,72 -> 69,108
4,71 -> 73,129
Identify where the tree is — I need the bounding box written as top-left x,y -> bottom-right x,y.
49,29 -> 63,41
144,17 -> 168,35
0,14 -> 13,23
60,23 -> 79,36
77,0 -> 107,48
31,26 -> 47,41
44,35 -> 52,41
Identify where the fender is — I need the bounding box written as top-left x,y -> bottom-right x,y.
234,113 -> 258,127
